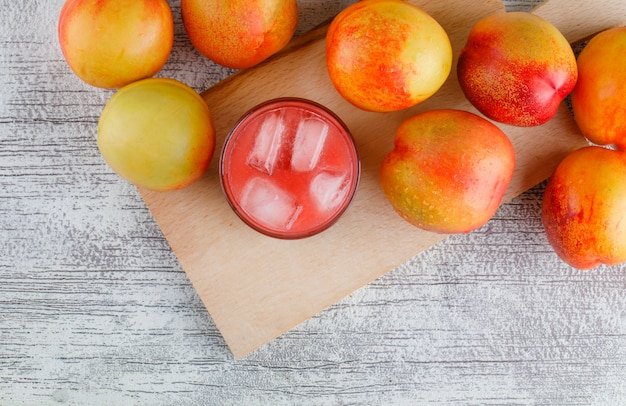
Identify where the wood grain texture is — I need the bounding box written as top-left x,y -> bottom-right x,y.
534,0 -> 626,41
2,0 -> 626,404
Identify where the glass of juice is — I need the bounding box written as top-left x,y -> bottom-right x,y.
220,98 -> 360,239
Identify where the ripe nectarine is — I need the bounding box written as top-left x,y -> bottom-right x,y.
181,0 -> 298,69
380,109 -> 515,233
571,27 -> 626,150
58,0 -> 174,89
542,146 -> 626,270
457,12 -> 577,127
326,0 -> 452,112
97,78 -> 215,191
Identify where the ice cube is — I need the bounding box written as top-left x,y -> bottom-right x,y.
240,177 -> 303,231
309,170 -> 350,212
247,110 -> 286,175
290,117 -> 329,172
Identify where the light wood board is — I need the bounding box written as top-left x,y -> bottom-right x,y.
139,0 -> 626,358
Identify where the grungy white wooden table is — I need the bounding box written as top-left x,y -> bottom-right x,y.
2,0 -> 626,405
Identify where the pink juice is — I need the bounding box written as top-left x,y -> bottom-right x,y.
220,98 -> 360,239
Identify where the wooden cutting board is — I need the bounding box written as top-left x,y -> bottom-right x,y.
140,0 -> 626,358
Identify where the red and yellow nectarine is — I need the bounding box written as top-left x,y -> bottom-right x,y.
380,109 -> 516,234
571,27 -> 626,150
181,0 -> 298,69
326,0 -> 452,112
542,146 -> 626,270
58,0 -> 174,89
457,12 -> 577,127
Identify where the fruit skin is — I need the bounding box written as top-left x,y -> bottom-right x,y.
380,109 -> 516,234
571,27 -> 626,150
181,0 -> 298,69
326,0 -> 452,113
541,146 -> 626,270
97,78 -> 215,192
457,11 -> 577,127
58,0 -> 174,89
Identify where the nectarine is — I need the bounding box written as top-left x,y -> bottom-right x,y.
542,146 -> 626,270
58,0 -> 174,89
457,12 -> 577,127
571,27 -> 626,150
181,0 -> 298,69
97,78 -> 215,191
380,109 -> 515,234
326,0 -> 452,112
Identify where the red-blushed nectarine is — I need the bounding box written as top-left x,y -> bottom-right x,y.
97,78 -> 215,192
58,0 -> 173,89
380,109 -> 516,234
457,12 -> 577,127
326,0 -> 452,112
541,146 -> 626,270
571,27 -> 626,150
181,0 -> 298,69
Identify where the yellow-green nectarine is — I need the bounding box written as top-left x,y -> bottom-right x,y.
97,78 -> 215,191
